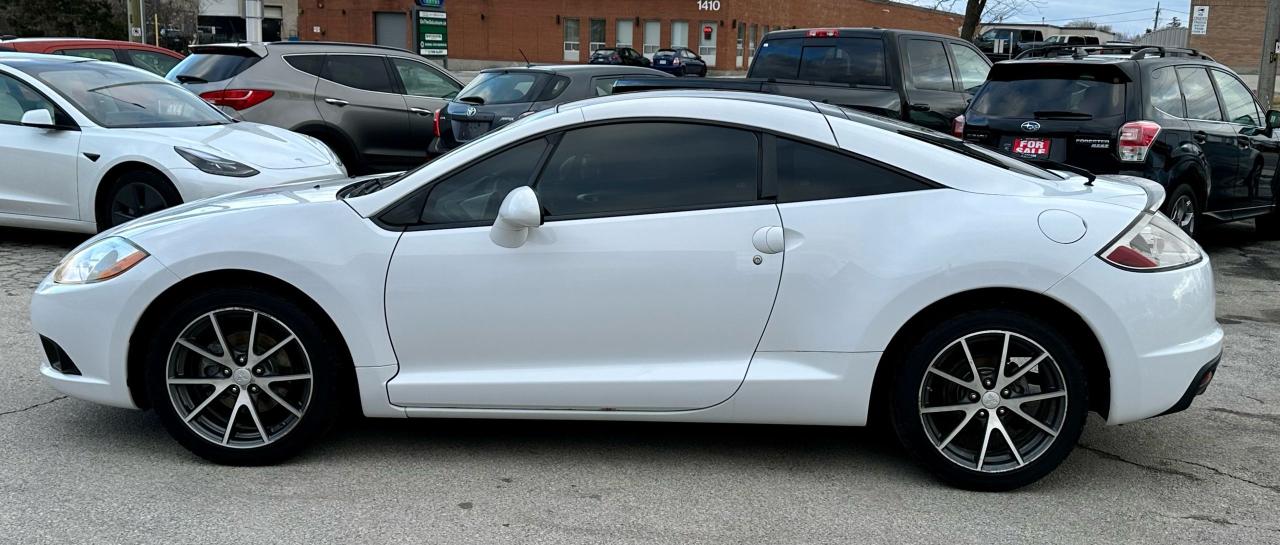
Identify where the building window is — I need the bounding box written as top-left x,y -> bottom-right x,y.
563,18 -> 580,62
699,21 -> 717,67
736,22 -> 745,68
643,20 -> 660,56
589,18 -> 607,51
616,19 -> 633,48
671,20 -> 689,48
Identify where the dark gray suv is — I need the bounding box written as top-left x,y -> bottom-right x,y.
168,42 -> 463,174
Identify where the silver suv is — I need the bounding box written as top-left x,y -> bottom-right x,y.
168,42 -> 463,174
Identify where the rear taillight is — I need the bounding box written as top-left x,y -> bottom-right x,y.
952,115 -> 965,138
199,89 -> 274,111
672,57 -> 682,65
432,108 -> 442,137
1118,120 -> 1160,162
611,54 -> 620,61
806,29 -> 840,37
1100,212 -> 1202,271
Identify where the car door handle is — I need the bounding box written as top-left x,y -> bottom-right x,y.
323,98 -> 349,107
409,107 -> 432,116
909,103 -> 931,112
752,226 -> 785,255
1193,131 -> 1208,144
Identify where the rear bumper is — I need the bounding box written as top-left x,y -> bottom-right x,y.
1157,354 -> 1221,417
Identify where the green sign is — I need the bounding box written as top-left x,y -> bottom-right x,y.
418,11 -> 447,56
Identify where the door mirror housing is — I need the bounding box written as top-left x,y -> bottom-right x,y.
1267,109 -> 1280,130
490,186 -> 541,248
19,109 -> 56,129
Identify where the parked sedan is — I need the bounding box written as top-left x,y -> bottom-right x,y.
429,64 -> 669,155
0,54 -> 344,233
651,47 -> 707,77
588,47 -> 651,67
32,91 -> 1220,491
0,37 -> 183,76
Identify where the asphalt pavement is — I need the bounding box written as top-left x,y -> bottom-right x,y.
0,221 -> 1277,544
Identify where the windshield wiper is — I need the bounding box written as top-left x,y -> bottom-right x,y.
1024,158 -> 1097,185
175,75 -> 209,84
457,96 -> 485,105
1033,110 -> 1093,120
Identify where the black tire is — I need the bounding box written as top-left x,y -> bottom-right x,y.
1258,208 -> 1280,239
97,169 -> 181,232
1162,183 -> 1198,237
889,309 -> 1089,491
143,286 -> 342,465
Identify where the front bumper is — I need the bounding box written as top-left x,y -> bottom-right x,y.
1047,255 -> 1223,424
30,257 -> 181,409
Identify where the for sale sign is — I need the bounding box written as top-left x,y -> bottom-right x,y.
418,11 -> 447,56
1191,6 -> 1209,35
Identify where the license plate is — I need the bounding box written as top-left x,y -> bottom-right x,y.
1012,138 -> 1050,158
658,60 -> 668,65
457,122 -> 489,141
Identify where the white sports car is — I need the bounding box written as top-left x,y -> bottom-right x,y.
0,53 -> 344,233
30,91 -> 1222,490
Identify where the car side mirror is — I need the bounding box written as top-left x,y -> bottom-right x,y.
20,109 -> 56,129
490,186 -> 541,248
1267,109 -> 1280,130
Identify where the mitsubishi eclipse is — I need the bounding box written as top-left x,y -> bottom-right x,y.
31,91 -> 1222,490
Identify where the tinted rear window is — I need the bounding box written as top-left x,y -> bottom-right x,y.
750,37 -> 887,87
971,65 -> 1128,118
593,49 -> 616,56
285,54 -> 325,76
456,72 -> 543,105
167,51 -> 259,83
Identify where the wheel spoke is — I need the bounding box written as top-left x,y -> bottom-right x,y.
176,339 -> 228,366
928,367 -> 978,391
999,332 -> 1010,370
993,417 -> 1025,467
1013,390 -> 1067,405
936,408 -> 978,450
183,383 -> 230,423
252,335 -> 296,365
247,311 -> 260,357
222,396 -> 242,445
976,421 -> 994,471
1008,404 -> 1059,437
167,376 -> 221,386
259,384 -> 304,417
260,373 -> 311,385
998,352 -> 1049,390
959,338 -> 982,387
921,401 -> 979,414
244,396 -> 270,444
207,312 -> 232,361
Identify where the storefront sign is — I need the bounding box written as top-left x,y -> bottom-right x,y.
418,11 -> 447,56
1191,6 -> 1209,36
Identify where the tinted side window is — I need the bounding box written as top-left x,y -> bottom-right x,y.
1211,70 -> 1261,126
391,58 -> 460,98
750,38 -> 802,79
536,75 -> 571,101
538,123 -> 758,218
951,45 -> 989,92
126,50 -> 181,76
906,39 -> 954,91
1149,67 -> 1185,117
0,72 -> 58,125
1177,67 -> 1222,121
775,137 -> 931,202
57,48 -> 117,61
421,138 -> 549,224
284,54 -> 325,76
322,55 -> 396,93
796,38 -> 887,86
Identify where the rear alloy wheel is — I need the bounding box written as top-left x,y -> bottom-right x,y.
891,310 -> 1088,490
1163,184 -> 1198,236
145,288 -> 341,465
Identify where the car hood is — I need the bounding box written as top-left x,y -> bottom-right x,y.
98,173 -> 375,243
122,122 -> 332,169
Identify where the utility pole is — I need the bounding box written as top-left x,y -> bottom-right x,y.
1152,2 -> 1161,31
244,0 -> 263,42
1259,0 -> 1280,108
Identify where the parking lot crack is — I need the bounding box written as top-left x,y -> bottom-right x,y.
1162,514 -> 1280,534
0,396 -> 67,418
1162,457 -> 1280,495
1207,407 -> 1280,426
1077,443 -> 1200,480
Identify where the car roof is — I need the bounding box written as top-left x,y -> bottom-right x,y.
0,52 -> 96,67
0,37 -> 179,54
190,41 -> 419,57
480,64 -> 665,76
558,89 -> 823,115
762,27 -> 962,42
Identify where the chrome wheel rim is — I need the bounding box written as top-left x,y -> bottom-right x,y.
918,330 -> 1068,473
1170,195 -> 1195,234
167,308 -> 312,449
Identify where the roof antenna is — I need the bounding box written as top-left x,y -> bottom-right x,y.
518,48 -> 532,68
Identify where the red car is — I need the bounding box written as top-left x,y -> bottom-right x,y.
0,37 -> 184,76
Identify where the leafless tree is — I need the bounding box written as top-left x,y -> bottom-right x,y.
902,0 -> 1045,40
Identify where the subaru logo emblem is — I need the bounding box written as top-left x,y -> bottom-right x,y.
1021,121 -> 1041,132
465,106 -> 477,117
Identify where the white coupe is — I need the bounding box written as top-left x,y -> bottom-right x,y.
0,53 -> 344,233
31,91 -> 1222,490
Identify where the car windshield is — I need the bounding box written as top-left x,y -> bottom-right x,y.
750,37 -> 888,87
18,61 -> 230,128
455,72 -> 542,105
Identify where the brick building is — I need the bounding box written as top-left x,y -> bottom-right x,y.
298,0 -> 964,71
1187,1 -> 1267,72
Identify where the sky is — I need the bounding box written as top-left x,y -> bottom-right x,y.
993,0 -> 1194,38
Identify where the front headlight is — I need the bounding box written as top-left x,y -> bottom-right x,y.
52,237 -> 149,284
174,147 -> 259,177
1099,211 -> 1202,271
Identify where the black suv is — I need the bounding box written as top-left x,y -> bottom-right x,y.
960,46 -> 1280,236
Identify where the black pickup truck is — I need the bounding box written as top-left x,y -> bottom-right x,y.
612,28 -> 993,134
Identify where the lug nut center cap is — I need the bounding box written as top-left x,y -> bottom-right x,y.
981,391 -> 1001,409
232,368 -> 253,387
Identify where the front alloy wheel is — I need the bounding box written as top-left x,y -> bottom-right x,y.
891,310 -> 1088,490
